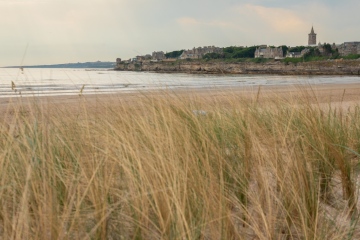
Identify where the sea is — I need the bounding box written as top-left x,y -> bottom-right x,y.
1,68 -> 360,98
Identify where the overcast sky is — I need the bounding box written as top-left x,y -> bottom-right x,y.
0,0 -> 359,66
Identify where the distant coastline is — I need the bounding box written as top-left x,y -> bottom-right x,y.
2,61 -> 115,69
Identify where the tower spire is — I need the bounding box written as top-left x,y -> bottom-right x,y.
308,25 -> 317,46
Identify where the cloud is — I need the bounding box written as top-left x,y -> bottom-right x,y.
175,4 -> 310,47
177,17 -> 237,29
177,17 -> 201,27
237,4 -> 307,33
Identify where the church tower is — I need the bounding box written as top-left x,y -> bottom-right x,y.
308,26 -> 317,46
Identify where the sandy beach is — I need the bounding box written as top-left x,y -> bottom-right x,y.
2,83 -> 360,114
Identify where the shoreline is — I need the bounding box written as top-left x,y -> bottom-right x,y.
2,82 -> 360,114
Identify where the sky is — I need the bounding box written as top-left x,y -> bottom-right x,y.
0,0 -> 359,66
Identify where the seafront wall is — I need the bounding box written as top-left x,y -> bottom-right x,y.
114,60 -> 360,75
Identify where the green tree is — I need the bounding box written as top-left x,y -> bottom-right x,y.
280,46 -> 289,57
323,43 -> 333,55
288,46 -> 306,53
165,50 -> 184,59
203,53 -> 224,59
223,46 -> 258,59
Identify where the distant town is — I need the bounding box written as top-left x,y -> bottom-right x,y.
116,26 -> 360,66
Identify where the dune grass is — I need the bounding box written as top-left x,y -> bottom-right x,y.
0,89 -> 359,239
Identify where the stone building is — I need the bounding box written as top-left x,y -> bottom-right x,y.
317,43 -> 325,53
308,26 -> 317,46
316,42 -> 360,56
301,48 -> 310,56
337,42 -> 360,56
136,54 -> 152,62
254,46 -> 283,59
179,46 -> 223,59
286,48 -> 310,58
152,51 -> 165,60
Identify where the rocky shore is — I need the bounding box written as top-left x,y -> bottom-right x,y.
114,59 -> 360,75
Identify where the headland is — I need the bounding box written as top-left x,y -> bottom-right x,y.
114,59 -> 360,76
115,27 -> 360,75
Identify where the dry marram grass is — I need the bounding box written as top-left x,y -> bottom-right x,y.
0,89 -> 359,239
